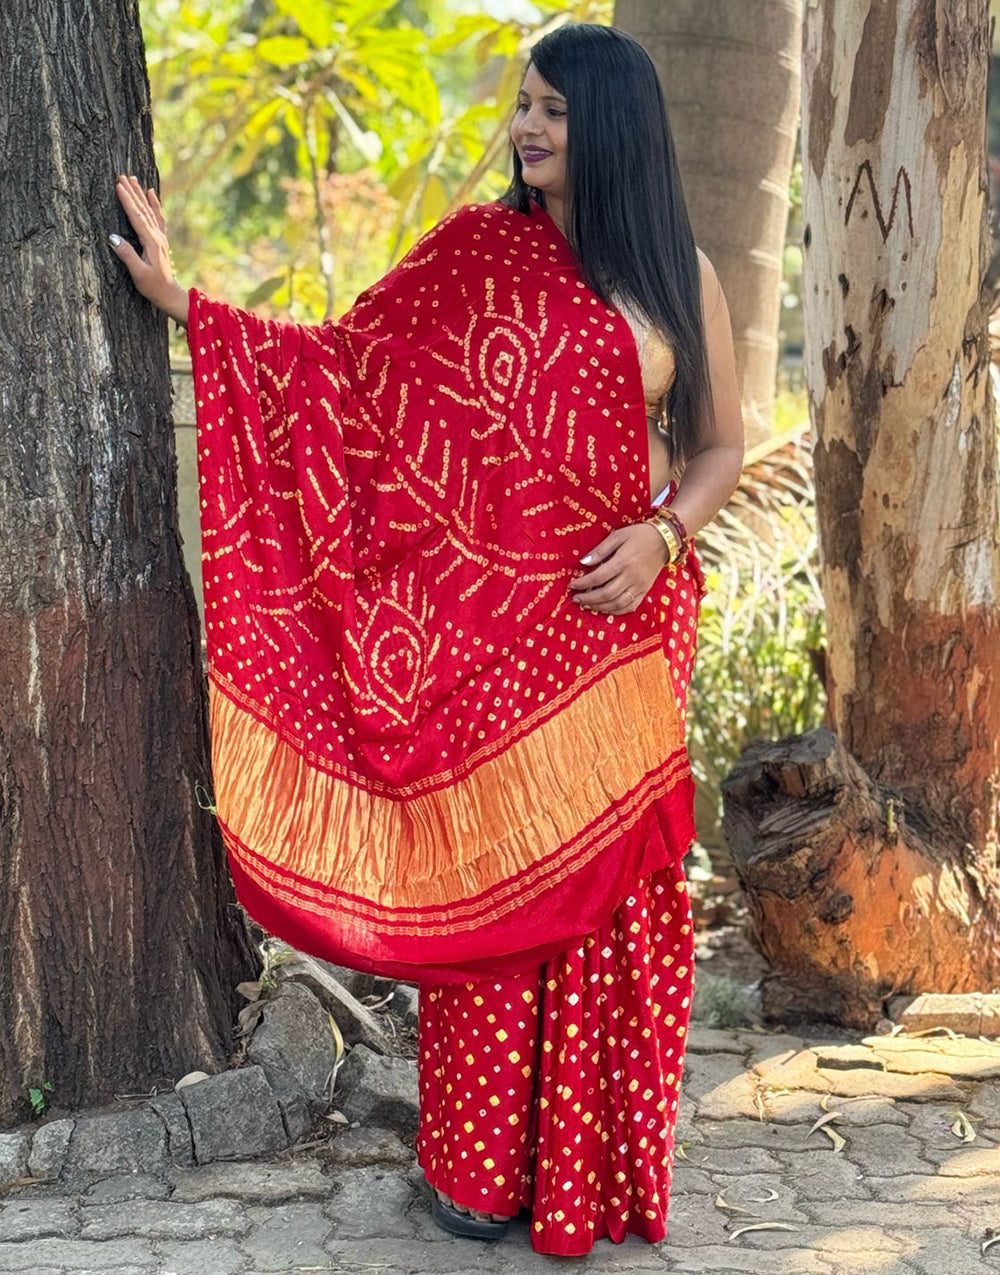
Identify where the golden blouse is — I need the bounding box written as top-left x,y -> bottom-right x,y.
611,292 -> 677,431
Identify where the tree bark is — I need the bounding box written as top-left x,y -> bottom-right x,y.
0,0 -> 255,1125
722,0 -> 1000,1028
722,729 -> 1000,1029
613,0 -> 803,445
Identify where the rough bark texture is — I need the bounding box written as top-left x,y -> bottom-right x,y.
613,0 -> 803,444
723,730 -> 1000,1029
722,0 -> 1000,1029
0,0 -> 255,1125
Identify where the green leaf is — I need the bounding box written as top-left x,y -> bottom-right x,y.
244,274 -> 286,307
255,35 -> 312,68
272,0 -> 336,47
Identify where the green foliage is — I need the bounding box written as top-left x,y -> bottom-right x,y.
142,0 -> 611,330
28,1081 -> 54,1118
688,392 -> 827,855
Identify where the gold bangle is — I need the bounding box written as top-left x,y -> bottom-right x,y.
644,516 -> 681,566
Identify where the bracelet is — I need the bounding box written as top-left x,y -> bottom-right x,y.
644,515 -> 683,566
658,504 -> 688,550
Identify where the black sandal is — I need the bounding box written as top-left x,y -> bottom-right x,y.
430,1191 -> 511,1240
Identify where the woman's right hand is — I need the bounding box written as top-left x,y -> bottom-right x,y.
109,174 -> 190,327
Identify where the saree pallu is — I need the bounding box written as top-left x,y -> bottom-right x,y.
187,196 -> 705,984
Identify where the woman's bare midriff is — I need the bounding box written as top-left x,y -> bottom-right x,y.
647,415 -> 675,501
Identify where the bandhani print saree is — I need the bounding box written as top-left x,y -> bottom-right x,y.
186,196 -> 705,986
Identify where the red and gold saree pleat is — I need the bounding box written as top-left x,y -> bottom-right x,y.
415,854 -> 695,1256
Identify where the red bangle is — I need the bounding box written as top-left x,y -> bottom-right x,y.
655,507 -> 689,554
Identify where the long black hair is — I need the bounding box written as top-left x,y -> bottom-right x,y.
501,22 -> 714,464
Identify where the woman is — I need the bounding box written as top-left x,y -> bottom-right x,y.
110,21 -> 743,1257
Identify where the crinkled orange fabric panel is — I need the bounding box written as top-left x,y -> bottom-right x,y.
209,641 -> 685,914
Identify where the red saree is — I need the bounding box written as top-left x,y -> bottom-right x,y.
187,197 -> 704,984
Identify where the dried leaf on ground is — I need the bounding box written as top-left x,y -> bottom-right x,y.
729,1222 -> 800,1241
714,1192 -> 758,1216
808,1109 -> 844,1137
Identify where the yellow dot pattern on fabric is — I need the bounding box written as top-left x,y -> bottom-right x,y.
415,855 -> 695,1257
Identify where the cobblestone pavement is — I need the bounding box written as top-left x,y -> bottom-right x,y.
1,1025 -> 998,1274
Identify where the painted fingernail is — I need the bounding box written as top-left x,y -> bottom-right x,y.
580,554 -> 593,564
109,233 -> 122,246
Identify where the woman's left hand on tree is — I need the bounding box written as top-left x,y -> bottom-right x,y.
569,522 -> 671,614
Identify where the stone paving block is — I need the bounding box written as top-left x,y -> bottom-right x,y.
916,1143 -> 1000,1175
0,1237 -> 155,1270
241,1202 -> 335,1270
0,1135 -> 29,1188
324,1124 -> 415,1167
178,1066 -> 287,1162
154,1238 -> 247,1275
65,1109 -> 168,1176
692,1118 -> 835,1152
733,1223 -> 906,1252
655,1191 -> 731,1247
761,1088 -> 904,1124
169,1159 -> 333,1204
681,1145 -> 786,1176
147,1092 -> 194,1167
27,1118 -> 73,1179
839,1121 -> 932,1176
0,1197 -> 78,1241
26,1269 -> 151,1275
669,1164 -> 716,1195
679,1054 -> 760,1120
865,1170 -> 1000,1204
324,1165 -> 416,1238
797,1197 -> 957,1229
827,1041 -> 1000,1080
325,1237 -> 500,1272
80,1198 -> 248,1240
703,1172 -> 808,1223
899,992 -> 998,1036
247,981 -> 338,1100
817,1065 -> 967,1102
772,1149 -> 872,1199
896,1100 -> 989,1151
686,1027 -> 749,1056
899,1229 -> 1000,1275
265,1072 -> 316,1145
736,1031 -> 807,1064
335,1045 -> 420,1137
83,1173 -> 170,1205
659,1243 -> 829,1273
675,1093 -> 702,1147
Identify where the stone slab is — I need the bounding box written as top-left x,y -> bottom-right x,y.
169,1159 -> 333,1203
65,1109 -> 168,1176
0,1135 -> 29,1189
0,1197 -> 78,1241
0,1237 -> 154,1270
240,1202 -> 335,1270
82,1173 -> 170,1205
155,1239 -> 246,1275
178,1066 -> 287,1162
28,1119 -> 73,1180
323,1124 -> 415,1167
323,1166 -> 415,1238
335,1045 -> 419,1137
79,1198 -> 248,1240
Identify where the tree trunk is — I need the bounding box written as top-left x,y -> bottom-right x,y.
613,0 -> 803,445
722,0 -> 1000,1028
0,0 -> 255,1125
